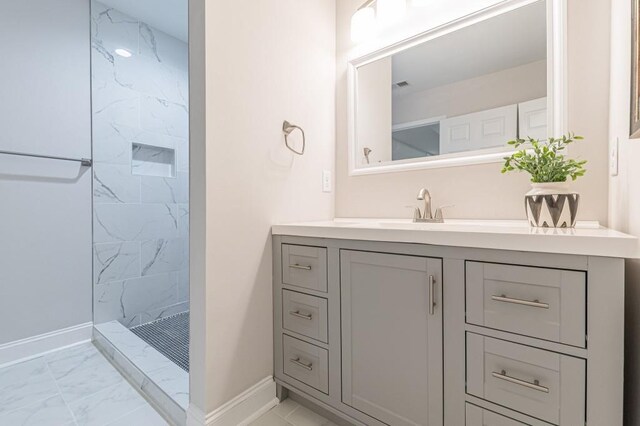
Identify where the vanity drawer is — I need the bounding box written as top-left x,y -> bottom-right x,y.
466,404 -> 528,425
283,334 -> 329,394
282,290 -> 328,343
282,244 -> 328,292
466,262 -> 586,347
466,333 -> 585,426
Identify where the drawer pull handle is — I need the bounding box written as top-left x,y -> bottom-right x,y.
289,310 -> 313,320
491,294 -> 549,309
289,357 -> 313,371
429,275 -> 436,315
290,264 -> 312,271
492,370 -> 549,393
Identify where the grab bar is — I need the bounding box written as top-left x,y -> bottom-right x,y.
0,149 -> 92,167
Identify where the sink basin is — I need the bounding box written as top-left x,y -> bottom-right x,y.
348,221 -> 446,230
335,218 -> 603,230
338,218 -> 530,230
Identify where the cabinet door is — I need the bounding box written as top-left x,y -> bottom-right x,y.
341,250 -> 443,426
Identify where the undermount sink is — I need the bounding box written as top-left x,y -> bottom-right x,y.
336,219 -> 524,229
347,220 -> 448,229
334,218 -> 603,230
290,218 -> 604,232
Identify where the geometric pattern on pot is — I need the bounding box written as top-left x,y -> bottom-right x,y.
525,193 -> 580,228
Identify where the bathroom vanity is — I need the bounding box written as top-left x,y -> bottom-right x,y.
272,220 -> 636,426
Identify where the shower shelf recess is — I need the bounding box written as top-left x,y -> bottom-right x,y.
131,142 -> 176,178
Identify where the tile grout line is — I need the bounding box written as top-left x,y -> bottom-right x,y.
44,361 -> 80,426
52,367 -> 124,406
47,348 -> 119,384
100,403 -> 152,426
0,393 -> 59,421
282,404 -> 301,421
0,358 -> 60,419
280,403 -> 334,426
54,363 -> 149,426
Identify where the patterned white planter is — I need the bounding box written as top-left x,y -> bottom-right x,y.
525,183 -> 580,228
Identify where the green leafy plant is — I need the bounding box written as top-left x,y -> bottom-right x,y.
501,133 -> 587,183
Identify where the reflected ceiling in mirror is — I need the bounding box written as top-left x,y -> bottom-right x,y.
351,0 -> 552,173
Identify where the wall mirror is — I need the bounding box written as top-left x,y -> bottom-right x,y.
348,0 -> 565,175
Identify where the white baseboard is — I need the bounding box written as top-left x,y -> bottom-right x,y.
187,377 -> 278,426
0,322 -> 93,368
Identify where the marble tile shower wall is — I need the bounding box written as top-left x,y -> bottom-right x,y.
91,2 -> 189,328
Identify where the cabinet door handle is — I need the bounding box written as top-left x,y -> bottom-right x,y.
289,357 -> 313,371
289,310 -> 313,320
491,294 -> 549,309
492,370 -> 549,393
429,275 -> 436,315
289,264 -> 312,271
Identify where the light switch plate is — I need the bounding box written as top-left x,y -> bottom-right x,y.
610,137 -> 619,176
322,170 -> 332,193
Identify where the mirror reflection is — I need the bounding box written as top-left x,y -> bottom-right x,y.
355,0 -> 548,168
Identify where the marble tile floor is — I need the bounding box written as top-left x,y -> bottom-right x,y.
250,399 -> 338,426
0,342 -> 169,426
0,340 -> 337,426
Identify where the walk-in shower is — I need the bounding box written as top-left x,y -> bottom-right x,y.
89,0 -> 190,421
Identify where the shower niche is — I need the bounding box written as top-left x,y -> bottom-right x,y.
132,143 -> 176,178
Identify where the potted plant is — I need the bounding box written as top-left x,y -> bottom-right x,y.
501,134 -> 587,228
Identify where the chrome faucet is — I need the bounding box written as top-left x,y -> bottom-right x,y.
413,188 -> 446,223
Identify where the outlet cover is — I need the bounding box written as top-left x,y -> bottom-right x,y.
322,170 -> 332,193
610,137 -> 619,177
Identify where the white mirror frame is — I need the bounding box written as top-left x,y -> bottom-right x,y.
347,0 -> 567,176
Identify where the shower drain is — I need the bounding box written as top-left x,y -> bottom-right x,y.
131,312 -> 190,372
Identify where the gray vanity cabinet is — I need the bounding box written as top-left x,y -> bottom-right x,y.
340,250 -> 443,426
273,235 -> 625,426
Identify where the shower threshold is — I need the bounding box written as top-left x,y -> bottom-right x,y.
94,319 -> 189,425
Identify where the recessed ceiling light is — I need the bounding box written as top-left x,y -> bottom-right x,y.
114,48 -> 132,58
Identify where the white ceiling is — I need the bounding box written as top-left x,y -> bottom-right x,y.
391,0 -> 546,94
99,0 -> 188,42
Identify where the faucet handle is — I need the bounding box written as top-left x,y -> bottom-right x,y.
413,207 -> 422,221
434,204 -> 455,221
405,205 -> 422,221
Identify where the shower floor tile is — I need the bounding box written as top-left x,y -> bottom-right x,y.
0,343 -> 168,426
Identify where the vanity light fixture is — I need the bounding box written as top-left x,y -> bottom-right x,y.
114,48 -> 132,58
351,3 -> 376,42
377,0 -> 407,27
351,0 -> 408,42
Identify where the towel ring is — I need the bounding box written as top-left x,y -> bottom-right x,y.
283,121 -> 305,155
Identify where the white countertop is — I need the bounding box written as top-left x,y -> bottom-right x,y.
272,219 -> 638,258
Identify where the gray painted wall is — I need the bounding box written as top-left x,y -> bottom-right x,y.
0,0 -> 92,344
